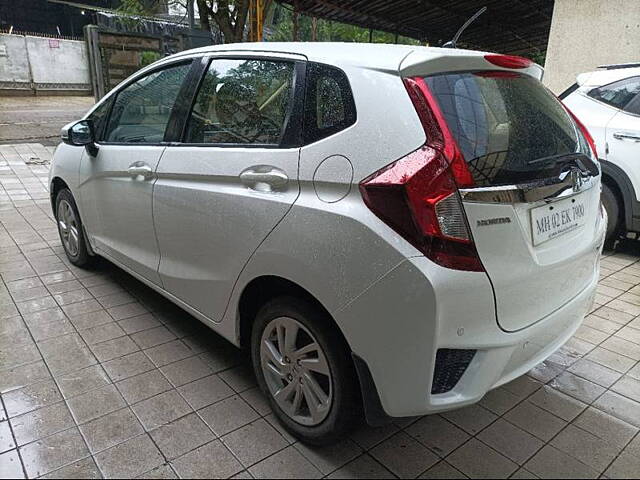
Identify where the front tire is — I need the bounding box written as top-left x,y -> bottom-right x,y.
251,296 -> 361,445
55,188 -> 95,268
601,183 -> 622,248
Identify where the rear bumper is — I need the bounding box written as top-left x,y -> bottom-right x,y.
338,253 -> 599,420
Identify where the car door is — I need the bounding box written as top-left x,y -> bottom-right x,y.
603,80 -> 640,201
153,54 -> 305,321
78,60 -> 193,285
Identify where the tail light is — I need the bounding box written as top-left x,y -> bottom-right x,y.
359,77 -> 484,272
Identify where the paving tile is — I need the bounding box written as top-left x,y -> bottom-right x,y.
199,395 -> 260,437
66,384 -> 126,424
586,347 -> 637,373
79,407 -> 144,454
145,340 -> 195,367
294,439 -> 362,476
524,445 -> 599,479
505,401 -> 567,441
102,351 -> 155,382
447,438 -> 518,479
68,310 -> 113,331
149,413 -> 215,460
0,342 -> 41,371
405,414 -> 469,458
160,356 -> 212,387
61,299 -> 103,318
79,322 -> 126,346
178,374 -> 235,410
2,379 -> 62,418
601,336 -> 640,361
370,431 -> 438,478
611,375 -> 640,402
137,463 -> 177,479
55,364 -> 111,399
350,423 -> 399,450
19,427 -> 89,478
441,404 -> 497,435
218,365 -> 257,393
604,434 -> 640,478
117,369 -> 172,404
95,434 -> 164,478
171,440 -> 243,479
10,402 -> 74,446
593,391 -> 640,427
0,450 -> 25,479
479,387 -> 522,415
40,457 -> 101,479
52,288 -> 93,306
0,420 -> 16,453
131,389 -> 192,431
0,361 -> 51,394
477,418 -> 544,465
529,386 -> 587,421
222,418 -> 288,467
249,446 -> 321,479
90,335 -> 139,363
107,302 -> 148,321
550,371 -> 606,404
118,313 -> 161,335
326,454 -> 394,479
568,359 -> 623,388
38,333 -> 96,376
572,406 -> 638,448
551,424 -> 621,472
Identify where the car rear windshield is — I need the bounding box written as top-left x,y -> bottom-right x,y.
424,72 -> 591,187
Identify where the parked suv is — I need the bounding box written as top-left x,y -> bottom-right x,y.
51,43 -> 605,444
561,63 -> 640,244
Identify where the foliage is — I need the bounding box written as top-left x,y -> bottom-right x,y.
140,50 -> 162,66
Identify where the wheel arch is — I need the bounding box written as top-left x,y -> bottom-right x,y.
50,176 -> 70,217
600,159 -> 640,232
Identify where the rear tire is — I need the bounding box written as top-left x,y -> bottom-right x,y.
55,188 -> 95,268
251,296 -> 361,445
601,183 -> 622,248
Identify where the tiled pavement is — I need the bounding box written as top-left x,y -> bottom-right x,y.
1,144 -> 640,479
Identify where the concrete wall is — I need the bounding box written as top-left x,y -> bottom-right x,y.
543,0 -> 640,94
0,33 -> 91,95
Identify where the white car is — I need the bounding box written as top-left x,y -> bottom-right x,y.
50,43 -> 605,444
561,63 -> 640,244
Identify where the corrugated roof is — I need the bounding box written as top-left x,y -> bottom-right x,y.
277,0 -> 554,55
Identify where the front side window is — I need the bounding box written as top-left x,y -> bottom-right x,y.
185,58 -> 295,145
104,62 -> 191,144
588,76 -> 640,112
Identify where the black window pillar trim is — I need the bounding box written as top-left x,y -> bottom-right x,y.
164,56 -> 210,144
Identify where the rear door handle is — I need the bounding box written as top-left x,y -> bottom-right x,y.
613,132 -> 640,142
127,162 -> 154,179
240,166 -> 288,192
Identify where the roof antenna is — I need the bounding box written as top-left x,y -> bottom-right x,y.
442,6 -> 487,49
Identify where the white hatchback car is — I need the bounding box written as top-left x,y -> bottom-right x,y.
562,63 -> 640,244
51,43 -> 605,444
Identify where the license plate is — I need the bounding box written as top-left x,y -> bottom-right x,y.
531,195 -> 587,246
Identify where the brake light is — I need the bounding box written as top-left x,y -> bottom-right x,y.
359,77 -> 484,272
564,106 -> 598,159
484,54 -> 533,69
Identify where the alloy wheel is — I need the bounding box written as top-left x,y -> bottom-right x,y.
260,316 -> 333,426
57,199 -> 80,257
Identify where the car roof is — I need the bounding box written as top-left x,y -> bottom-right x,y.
577,66 -> 640,87
166,42 -> 487,72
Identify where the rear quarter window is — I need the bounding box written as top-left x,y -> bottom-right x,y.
303,63 -> 356,144
588,76 -> 640,112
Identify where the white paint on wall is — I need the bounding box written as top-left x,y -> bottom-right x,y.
0,33 -> 90,92
544,0 -> 640,94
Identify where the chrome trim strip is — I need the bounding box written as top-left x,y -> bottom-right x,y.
460,172 -> 596,204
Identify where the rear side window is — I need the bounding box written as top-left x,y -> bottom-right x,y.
423,72 -> 591,187
588,76 -> 640,112
184,58 -> 295,145
104,62 -> 191,144
303,63 -> 356,144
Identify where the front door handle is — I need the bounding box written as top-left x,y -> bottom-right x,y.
128,162 -> 154,180
613,132 -> 640,142
240,166 -> 288,192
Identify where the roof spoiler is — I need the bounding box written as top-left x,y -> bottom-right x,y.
598,62 -> 640,70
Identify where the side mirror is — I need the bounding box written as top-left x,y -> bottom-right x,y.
61,120 -> 99,156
